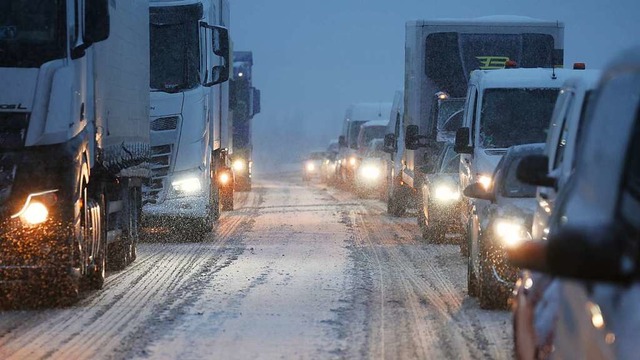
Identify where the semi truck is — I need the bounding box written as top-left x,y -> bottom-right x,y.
144,0 -> 232,230
0,0 -> 150,301
230,51 -> 261,192
397,16 -> 565,215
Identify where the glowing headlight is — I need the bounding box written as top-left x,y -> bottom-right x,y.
233,159 -> 246,172
172,177 -> 202,193
494,219 -> 531,248
478,174 -> 492,191
11,189 -> 58,226
218,172 -> 231,185
360,165 -> 380,180
349,157 -> 357,167
306,162 -> 315,172
434,185 -> 460,202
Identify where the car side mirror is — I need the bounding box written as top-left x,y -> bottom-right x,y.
454,127 -> 472,154
338,136 -> 347,148
383,133 -> 396,153
463,182 -> 494,201
517,155 -> 556,188
405,125 -> 421,150
252,88 -> 261,116
507,224 -> 631,282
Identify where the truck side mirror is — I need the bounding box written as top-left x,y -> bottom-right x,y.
383,133 -> 396,153
454,127 -> 472,154
252,88 -> 261,116
338,136 -> 347,148
517,155 -> 556,188
405,125 -> 421,150
203,25 -> 230,86
85,0 -> 110,44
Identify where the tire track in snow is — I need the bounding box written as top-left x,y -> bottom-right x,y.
0,189 -> 262,360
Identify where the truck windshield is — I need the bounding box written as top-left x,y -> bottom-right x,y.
0,0 -> 66,68
479,88 -> 558,149
348,121 -> 367,148
150,5 -> 202,92
359,126 -> 386,147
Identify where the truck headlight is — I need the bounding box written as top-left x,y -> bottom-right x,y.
11,190 -> 58,226
478,174 -> 492,191
360,165 -> 380,180
172,177 -> 202,193
494,219 -> 531,248
218,172 -> 231,186
434,184 -> 460,202
349,156 -> 357,167
233,159 -> 246,172
306,162 -> 315,172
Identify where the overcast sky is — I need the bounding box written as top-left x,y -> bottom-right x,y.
229,0 -> 640,169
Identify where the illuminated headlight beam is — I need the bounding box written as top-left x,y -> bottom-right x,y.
434,185 -> 460,202
172,177 -> 202,193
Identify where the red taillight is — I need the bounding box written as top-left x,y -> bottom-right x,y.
573,62 -> 586,70
504,60 -> 518,69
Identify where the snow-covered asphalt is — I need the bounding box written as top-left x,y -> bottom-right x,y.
0,173 -> 512,359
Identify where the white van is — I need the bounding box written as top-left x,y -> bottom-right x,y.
454,67 -> 580,227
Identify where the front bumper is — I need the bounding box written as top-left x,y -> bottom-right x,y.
143,194 -> 209,219
428,201 -> 464,231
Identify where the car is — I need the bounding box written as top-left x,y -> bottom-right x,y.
418,144 -> 463,243
354,139 -> 388,198
464,143 -> 544,309
302,151 -> 326,181
321,139 -> 340,183
510,68 -> 601,358
508,47 -> 640,359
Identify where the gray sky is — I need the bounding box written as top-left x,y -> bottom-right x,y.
229,0 -> 639,169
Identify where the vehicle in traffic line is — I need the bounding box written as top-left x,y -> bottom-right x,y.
383,91 -> 409,215
355,139 -> 388,198
303,151 -> 326,182
464,143 -> 543,309
0,0 -> 150,303
418,144 -> 463,243
509,68 -> 601,358
336,102 -> 391,189
230,51 -> 261,192
454,67 -> 582,254
508,47 -> 640,359
402,16 -> 565,219
144,0 -> 233,232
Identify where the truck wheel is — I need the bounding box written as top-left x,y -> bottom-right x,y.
388,187 -> 406,217
211,183 -> 221,221
84,194 -> 106,290
109,186 -> 140,270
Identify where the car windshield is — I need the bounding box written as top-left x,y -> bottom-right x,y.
348,120 -> 367,148
360,125 -> 386,147
479,88 -> 559,148
0,0 -> 66,68
441,150 -> 460,173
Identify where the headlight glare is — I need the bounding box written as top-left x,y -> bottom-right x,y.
494,219 -> 531,248
478,174 -> 492,191
360,165 -> 380,180
11,189 -> 58,226
233,159 -> 246,172
434,185 -> 460,202
218,172 -> 231,185
306,162 -> 315,172
172,177 -> 202,193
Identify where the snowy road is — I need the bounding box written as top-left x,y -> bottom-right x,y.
0,173 -> 512,359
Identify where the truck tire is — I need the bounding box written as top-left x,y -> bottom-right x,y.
467,255 -> 479,297
84,194 -> 106,290
109,186 -> 140,270
388,186 -> 407,217
478,244 -> 504,309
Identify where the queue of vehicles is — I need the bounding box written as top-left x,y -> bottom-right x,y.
306,15 -> 640,357
0,0 -> 259,305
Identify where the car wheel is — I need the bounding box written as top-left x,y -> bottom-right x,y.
478,247 -> 503,309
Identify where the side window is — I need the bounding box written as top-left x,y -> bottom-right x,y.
471,89 -> 479,146
553,94 -> 575,169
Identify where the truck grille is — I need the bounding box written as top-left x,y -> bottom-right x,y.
0,113 -> 29,150
145,144 -> 174,200
150,116 -> 179,131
